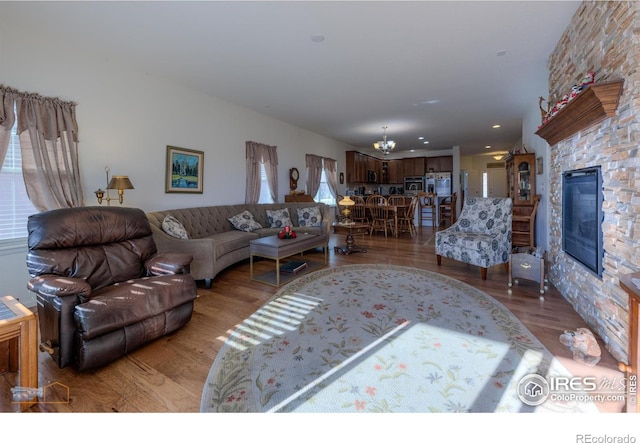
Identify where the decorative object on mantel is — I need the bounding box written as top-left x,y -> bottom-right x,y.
535,79 -> 624,146
277,225 -> 297,239
372,125 -> 396,155
94,166 -> 134,206
539,71 -> 596,126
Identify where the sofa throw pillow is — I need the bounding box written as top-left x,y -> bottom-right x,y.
162,215 -> 190,239
228,210 -> 263,232
297,206 -> 323,227
266,208 -> 292,228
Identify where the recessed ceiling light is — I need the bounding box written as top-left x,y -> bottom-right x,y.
485,145 -> 492,149
423,141 -> 429,144
409,149 -> 416,153
418,136 -> 424,140
492,124 -> 501,129
310,34 -> 325,43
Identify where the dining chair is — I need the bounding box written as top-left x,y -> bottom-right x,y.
366,195 -> 393,237
417,192 -> 437,227
387,195 -> 407,207
396,196 -> 418,237
348,195 -> 368,223
439,192 -> 457,227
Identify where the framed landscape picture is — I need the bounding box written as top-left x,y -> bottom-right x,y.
165,146 -> 204,193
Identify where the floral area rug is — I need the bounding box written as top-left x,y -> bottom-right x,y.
201,265 -> 597,413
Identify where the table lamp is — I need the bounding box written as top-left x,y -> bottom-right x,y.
339,196 -> 356,223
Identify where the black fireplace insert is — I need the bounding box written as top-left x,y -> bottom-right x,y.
562,166 -> 603,277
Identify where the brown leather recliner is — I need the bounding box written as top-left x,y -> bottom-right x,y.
26,206 -> 197,371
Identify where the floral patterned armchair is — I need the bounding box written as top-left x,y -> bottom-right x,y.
435,197 -> 512,280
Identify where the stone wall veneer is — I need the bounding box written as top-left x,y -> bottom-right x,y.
546,1 -> 640,362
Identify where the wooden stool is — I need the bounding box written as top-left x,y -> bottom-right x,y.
439,192 -> 457,227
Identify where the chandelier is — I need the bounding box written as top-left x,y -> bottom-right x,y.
373,126 -> 396,155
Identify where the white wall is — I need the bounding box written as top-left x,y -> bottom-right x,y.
0,18 -> 351,307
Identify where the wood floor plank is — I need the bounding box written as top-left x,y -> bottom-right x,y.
0,226 -> 626,412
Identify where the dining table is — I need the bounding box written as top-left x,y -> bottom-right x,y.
362,203 -> 409,237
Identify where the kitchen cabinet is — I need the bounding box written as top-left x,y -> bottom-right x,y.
389,160 -> 403,184
381,159 -> 403,184
426,156 -> 453,172
403,157 -> 426,177
346,151 -> 381,183
367,156 -> 380,181
346,151 -> 367,183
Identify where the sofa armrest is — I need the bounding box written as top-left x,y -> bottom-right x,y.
27,275 -> 92,299
145,253 -> 193,276
149,224 -> 216,281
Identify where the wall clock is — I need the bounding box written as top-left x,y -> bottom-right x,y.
289,167 -> 299,191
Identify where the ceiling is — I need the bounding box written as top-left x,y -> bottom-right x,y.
1,1 -> 581,157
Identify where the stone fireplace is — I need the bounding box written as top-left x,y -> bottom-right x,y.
545,1 -> 640,362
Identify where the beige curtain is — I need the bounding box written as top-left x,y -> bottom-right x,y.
305,154 -> 324,198
323,157 -> 338,201
245,141 -> 278,204
13,90 -> 83,211
0,87 -> 17,167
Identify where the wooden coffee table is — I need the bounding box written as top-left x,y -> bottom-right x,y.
332,222 -> 369,255
250,233 -> 328,287
0,295 -> 38,410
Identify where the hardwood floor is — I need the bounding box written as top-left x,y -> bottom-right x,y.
0,226 -> 627,413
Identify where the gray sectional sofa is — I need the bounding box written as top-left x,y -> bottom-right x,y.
146,202 -> 332,288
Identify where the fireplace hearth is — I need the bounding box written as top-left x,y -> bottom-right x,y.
562,166 -> 603,277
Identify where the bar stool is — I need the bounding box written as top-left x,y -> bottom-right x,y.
439,192 -> 457,227
417,192 -> 436,227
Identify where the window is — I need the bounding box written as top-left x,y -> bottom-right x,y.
314,169 -> 334,205
0,115 -> 37,241
482,172 -> 488,198
258,162 -> 275,204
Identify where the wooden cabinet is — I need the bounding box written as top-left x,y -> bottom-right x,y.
426,156 -> 453,172
506,153 -> 535,206
381,159 -> 403,184
367,156 -> 380,181
512,195 -> 540,248
389,160 -> 403,184
346,151 -> 367,183
506,153 -> 538,247
346,151 -> 381,183
284,194 -> 315,203
347,152 -> 451,184
402,157 -> 426,177
618,272 -> 639,413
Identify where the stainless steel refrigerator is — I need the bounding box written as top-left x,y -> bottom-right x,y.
435,172 -> 452,196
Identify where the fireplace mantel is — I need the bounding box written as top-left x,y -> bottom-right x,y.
535,80 -> 624,146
